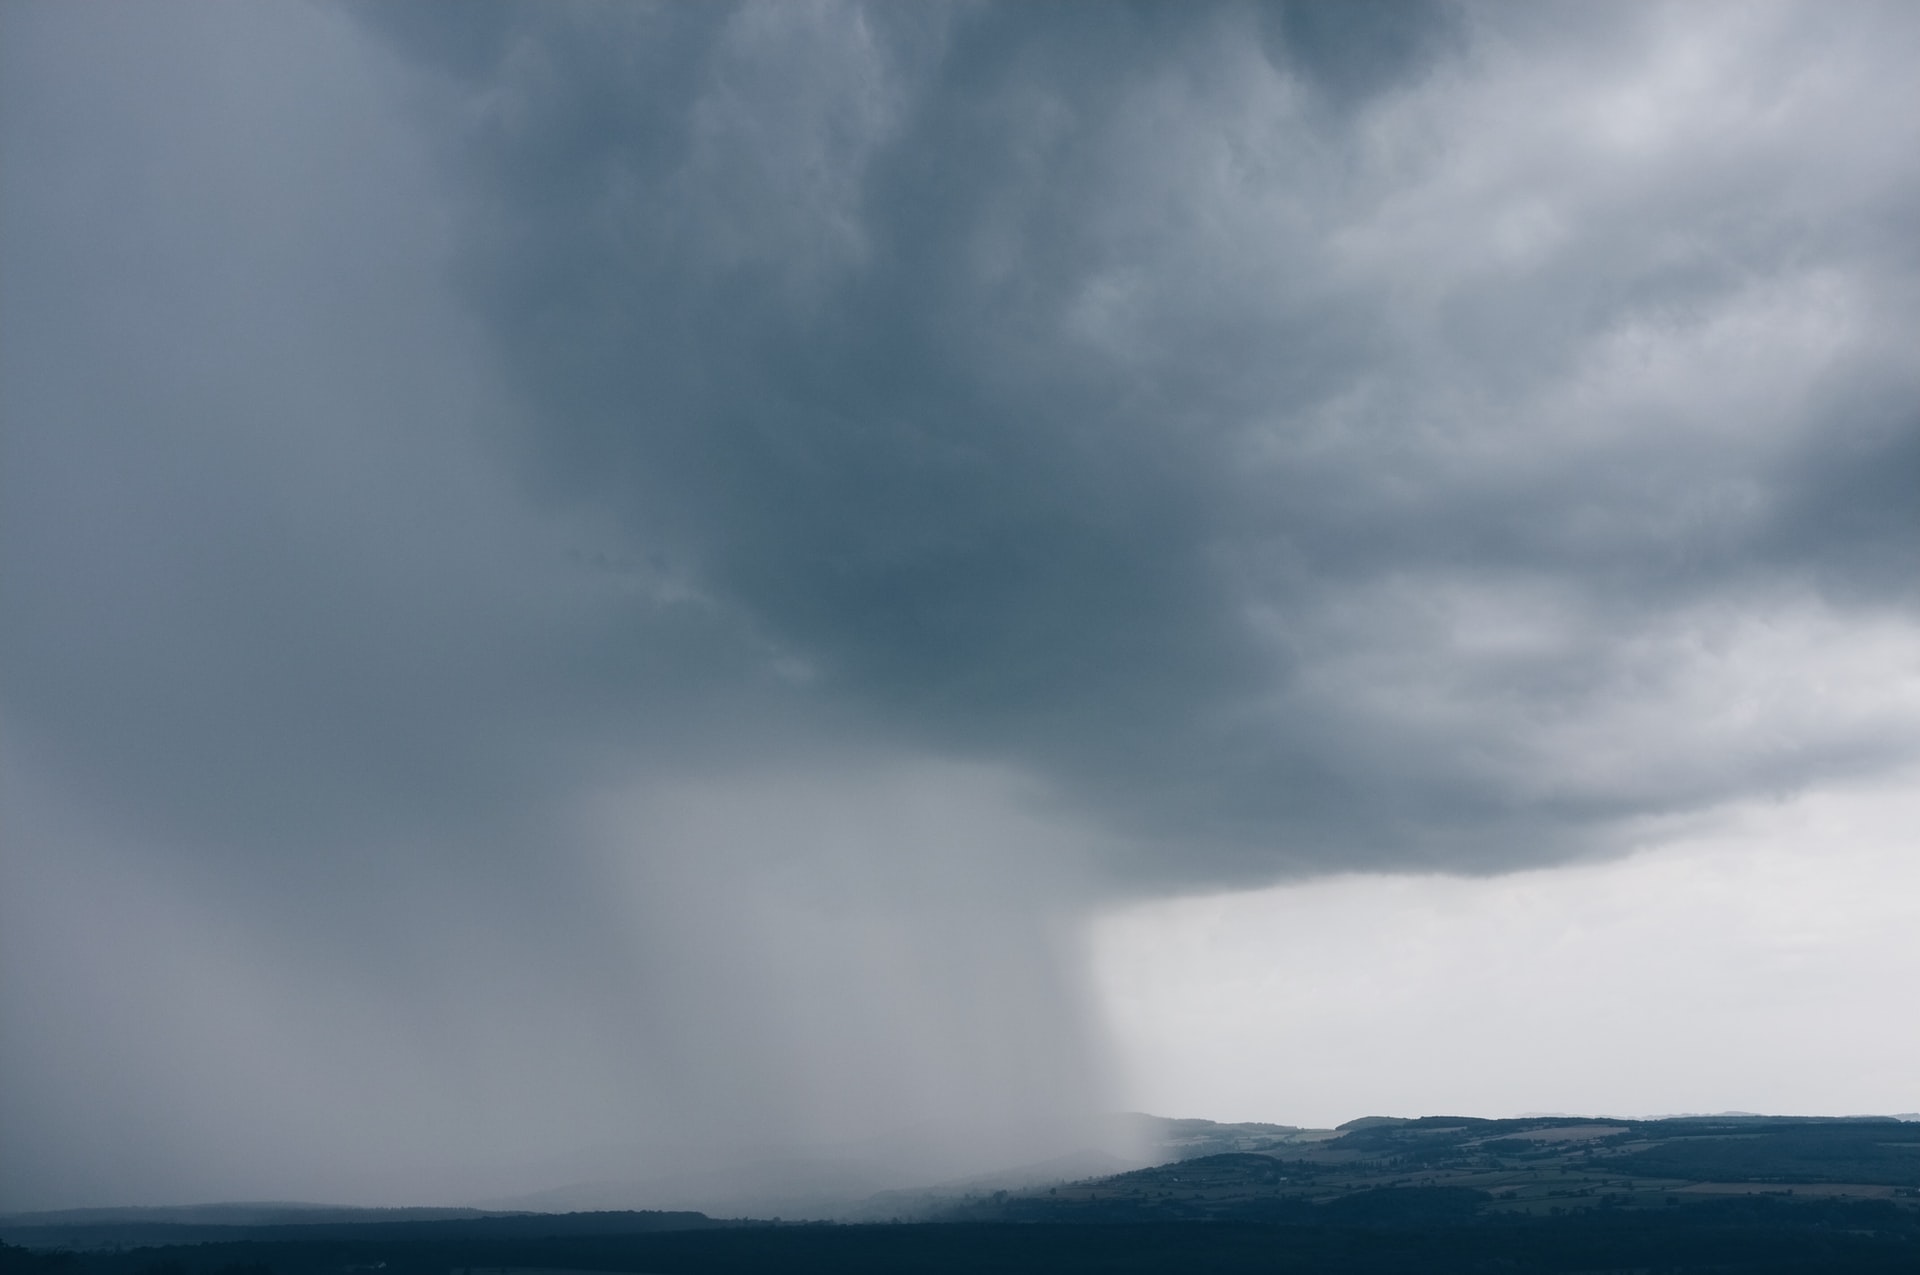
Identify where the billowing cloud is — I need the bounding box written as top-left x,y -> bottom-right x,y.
364,0 -> 1920,879
2,0 -> 1916,1210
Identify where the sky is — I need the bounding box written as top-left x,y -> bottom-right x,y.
2,0 -> 1917,1212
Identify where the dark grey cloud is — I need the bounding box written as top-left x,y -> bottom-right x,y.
3,0 -> 1918,1211
360,0 -> 1920,880
1257,0 -> 1463,109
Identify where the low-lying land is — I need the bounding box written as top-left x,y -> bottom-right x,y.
6,1116 -> 1917,1273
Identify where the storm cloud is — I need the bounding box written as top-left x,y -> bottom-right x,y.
361,0 -> 1920,878
3,0 -> 1917,1209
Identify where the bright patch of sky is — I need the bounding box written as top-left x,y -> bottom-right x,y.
1094,767 -> 1920,1127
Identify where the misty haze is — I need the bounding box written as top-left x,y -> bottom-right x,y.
3,2 -> 1918,1271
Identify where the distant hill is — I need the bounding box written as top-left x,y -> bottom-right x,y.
0,1209 -> 719,1253
9,1112 -> 1917,1242
8,1118 -> 1920,1274
1125,1113 -> 1336,1159
0,1205 -> 500,1229
939,1113 -> 1920,1225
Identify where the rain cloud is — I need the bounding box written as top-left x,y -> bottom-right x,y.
3,0 -> 1917,1210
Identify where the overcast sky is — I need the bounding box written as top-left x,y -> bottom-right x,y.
3,0 -> 1918,1211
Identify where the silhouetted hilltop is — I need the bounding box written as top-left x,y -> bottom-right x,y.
8,1115 -> 1920,1273
0,1210 -> 721,1254
938,1114 -> 1920,1225
0,1208 -> 498,1233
